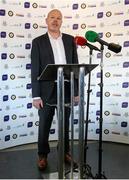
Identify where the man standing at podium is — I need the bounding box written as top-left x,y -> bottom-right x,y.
31,9 -> 78,170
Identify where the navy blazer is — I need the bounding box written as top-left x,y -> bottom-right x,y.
31,32 -> 78,103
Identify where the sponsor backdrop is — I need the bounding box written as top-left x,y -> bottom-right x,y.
0,0 -> 129,149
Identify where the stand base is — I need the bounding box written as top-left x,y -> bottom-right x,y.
42,171 -> 79,179
65,164 -> 94,179
42,165 -> 94,179
95,172 -> 107,179
82,164 -> 94,179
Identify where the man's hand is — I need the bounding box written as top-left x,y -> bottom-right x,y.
33,99 -> 43,109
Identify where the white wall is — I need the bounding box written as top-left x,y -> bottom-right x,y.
0,0 -> 129,149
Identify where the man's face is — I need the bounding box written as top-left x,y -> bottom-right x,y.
46,10 -> 62,33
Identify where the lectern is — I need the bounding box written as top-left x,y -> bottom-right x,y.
38,64 -> 98,179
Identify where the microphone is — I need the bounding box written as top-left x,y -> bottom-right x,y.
74,36 -> 100,51
85,30 -> 122,53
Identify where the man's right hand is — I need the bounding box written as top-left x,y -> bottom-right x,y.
33,99 -> 43,109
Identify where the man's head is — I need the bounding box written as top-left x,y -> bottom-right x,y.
46,9 -> 62,34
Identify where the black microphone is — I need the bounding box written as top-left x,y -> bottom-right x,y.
74,36 -> 100,52
85,30 -> 122,53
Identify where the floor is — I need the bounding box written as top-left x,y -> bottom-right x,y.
0,141 -> 129,179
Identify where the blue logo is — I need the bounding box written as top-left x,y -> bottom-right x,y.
25,43 -> 31,49
25,23 -> 31,29
122,102 -> 128,108
121,121 -> 128,127
122,82 -> 129,88
96,128 -> 100,134
123,62 -> 129,68
2,74 -> 8,80
0,9 -> 6,16
97,72 -> 101,78
124,41 -> 129,47
96,92 -> 100,97
50,129 -> 55,134
5,135 -> 10,141
72,4 -> 78,10
24,2 -> 30,8
1,31 -> 6,38
1,53 -> 7,59
125,0 -> 129,4
4,115 -> 9,121
96,110 -> 100,116
26,83 -> 32,89
26,63 -> 31,69
27,122 -> 33,127
124,20 -> 129,26
27,103 -> 32,108
3,95 -> 8,101
73,24 -> 78,30
98,32 -> 103,38
97,53 -> 102,58
97,12 -> 103,18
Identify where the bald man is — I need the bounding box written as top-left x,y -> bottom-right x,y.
31,9 -> 78,170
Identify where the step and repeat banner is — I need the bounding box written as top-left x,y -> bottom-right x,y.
0,0 -> 129,149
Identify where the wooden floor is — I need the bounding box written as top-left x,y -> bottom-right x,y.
0,141 -> 129,179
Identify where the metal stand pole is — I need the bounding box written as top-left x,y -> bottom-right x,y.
65,71 -> 79,179
95,45 -> 107,179
70,71 -> 74,179
57,67 -> 65,179
78,67 -> 85,179
83,49 -> 94,179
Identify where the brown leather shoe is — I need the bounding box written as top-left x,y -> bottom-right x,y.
65,153 -> 78,168
37,157 -> 47,170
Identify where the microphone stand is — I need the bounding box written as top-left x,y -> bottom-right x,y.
95,44 -> 107,179
83,48 -> 94,179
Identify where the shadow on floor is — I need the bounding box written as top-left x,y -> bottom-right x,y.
0,141 -> 129,179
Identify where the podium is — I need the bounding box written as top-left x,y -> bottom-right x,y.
38,64 -> 98,179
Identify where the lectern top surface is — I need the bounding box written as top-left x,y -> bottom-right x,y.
38,64 -> 98,81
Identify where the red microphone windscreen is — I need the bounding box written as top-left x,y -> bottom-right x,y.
74,36 -> 87,46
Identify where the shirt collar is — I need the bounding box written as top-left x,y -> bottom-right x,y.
48,32 -> 62,40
